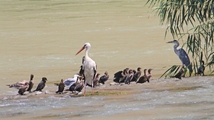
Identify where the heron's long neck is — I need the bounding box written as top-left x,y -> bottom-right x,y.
173,43 -> 179,52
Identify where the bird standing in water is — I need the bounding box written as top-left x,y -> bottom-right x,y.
18,82 -> 29,95
55,79 -> 65,94
147,69 -> 152,82
196,60 -> 205,76
167,40 -> 193,77
99,71 -> 109,84
75,43 -> 97,96
33,77 -> 47,92
170,65 -> 185,79
132,67 -> 142,82
136,69 -> 147,84
26,74 -> 34,92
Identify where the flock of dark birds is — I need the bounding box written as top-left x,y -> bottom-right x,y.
113,67 -> 152,84
6,66 -> 152,96
6,73 -> 108,96
6,40 -> 206,96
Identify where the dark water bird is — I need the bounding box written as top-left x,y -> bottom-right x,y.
33,77 -> 47,92
170,66 -> 185,79
69,78 -> 84,93
113,70 -> 123,83
99,71 -> 109,84
78,56 -> 85,79
113,68 -> 129,83
74,82 -> 84,93
87,73 -> 100,87
26,74 -> 34,92
196,60 -> 205,76
18,82 -> 29,95
125,69 -> 134,84
147,69 -> 152,82
79,65 -> 84,78
74,83 -> 84,93
136,69 -> 147,84
93,73 -> 100,87
55,79 -> 65,94
167,40 -> 193,77
131,67 -> 142,82
76,43 -> 97,96
119,68 -> 129,83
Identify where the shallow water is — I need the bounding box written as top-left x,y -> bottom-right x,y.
1,77 -> 214,120
0,0 -> 213,119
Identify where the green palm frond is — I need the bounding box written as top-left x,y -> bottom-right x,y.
159,65 -> 182,79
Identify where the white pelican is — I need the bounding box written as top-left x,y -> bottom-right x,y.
75,43 -> 97,96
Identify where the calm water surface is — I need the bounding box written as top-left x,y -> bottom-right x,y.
0,0 -> 213,119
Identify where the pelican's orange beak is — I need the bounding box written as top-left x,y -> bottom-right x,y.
75,47 -> 84,55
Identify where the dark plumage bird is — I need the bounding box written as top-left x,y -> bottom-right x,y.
79,65 -> 84,77
69,79 -> 84,93
99,71 -> 109,84
147,69 -> 152,82
136,69 -> 147,84
78,56 -> 85,81
125,69 -> 134,84
196,60 -> 205,76
119,68 -> 129,83
18,82 -> 29,95
55,79 -> 65,94
167,40 -> 193,77
74,82 -> 84,93
87,73 -> 100,87
94,73 -> 100,87
113,70 -> 123,83
26,74 -> 34,92
131,67 -> 142,82
33,77 -> 47,92
170,66 -> 185,79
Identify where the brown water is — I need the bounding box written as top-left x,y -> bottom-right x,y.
0,0 -> 213,120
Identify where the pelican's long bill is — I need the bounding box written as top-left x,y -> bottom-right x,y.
75,47 -> 84,55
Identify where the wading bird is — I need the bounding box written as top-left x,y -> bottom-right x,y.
26,74 -> 34,92
33,77 -> 47,92
196,60 -> 205,76
136,69 -> 147,84
55,79 -> 65,94
167,40 -> 193,77
75,43 -> 97,96
18,82 -> 29,95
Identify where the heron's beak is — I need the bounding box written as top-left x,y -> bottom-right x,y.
75,47 -> 84,55
167,41 -> 174,43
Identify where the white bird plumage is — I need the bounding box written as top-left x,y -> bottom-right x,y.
76,43 -> 97,96
63,74 -> 79,89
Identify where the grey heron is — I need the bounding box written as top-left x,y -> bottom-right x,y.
167,40 -> 193,77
